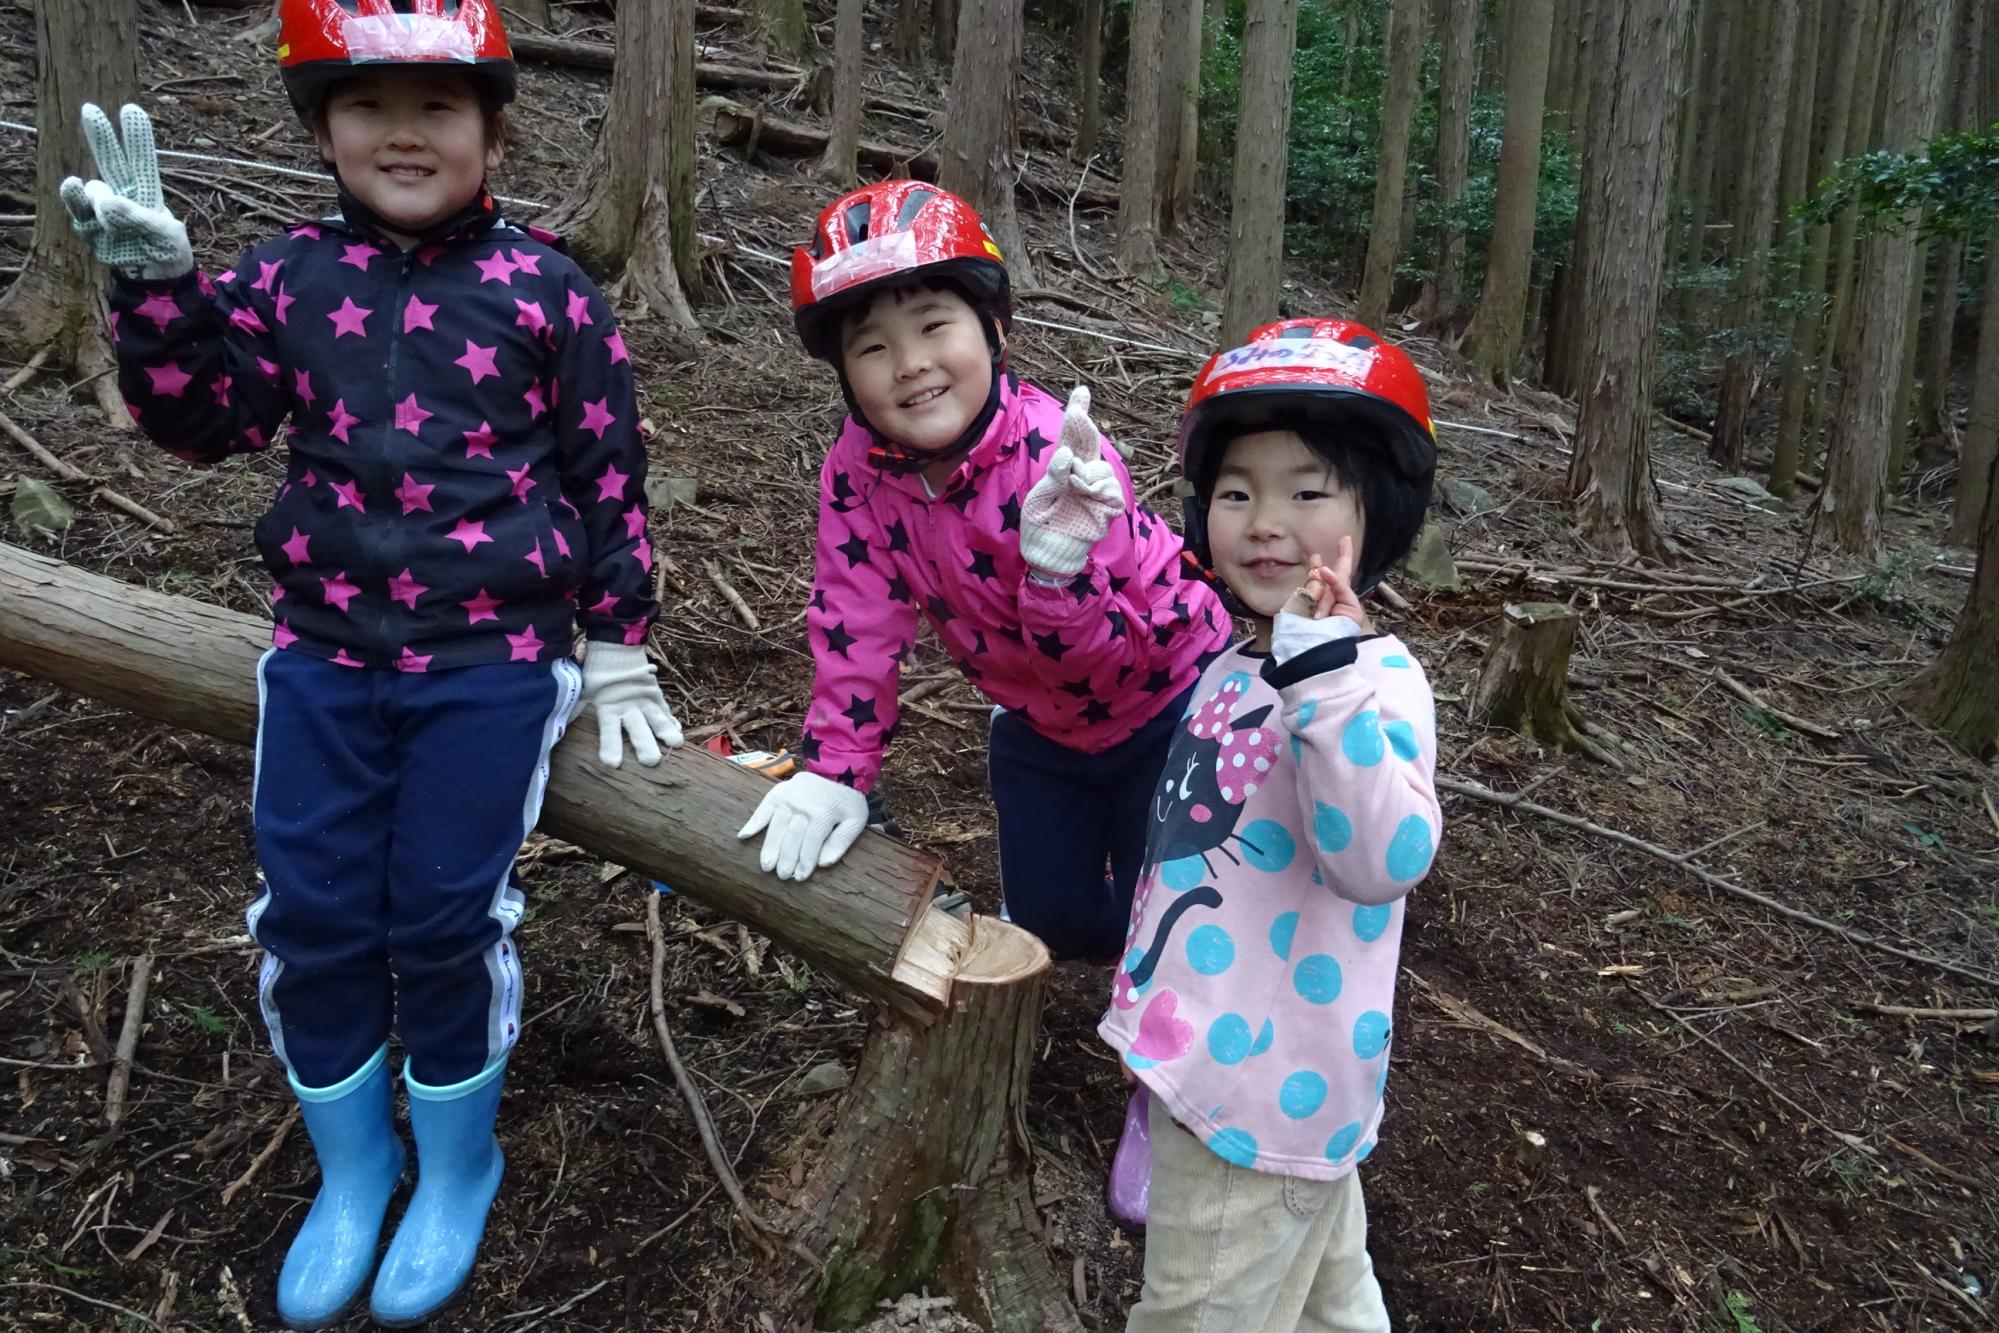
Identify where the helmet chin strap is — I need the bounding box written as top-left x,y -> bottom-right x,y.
848,314 -> 1008,477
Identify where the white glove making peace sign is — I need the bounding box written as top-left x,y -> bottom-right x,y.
1019,386 -> 1127,580
59,103 -> 193,280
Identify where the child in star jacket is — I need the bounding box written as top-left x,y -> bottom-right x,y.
61,4 -> 679,1325
739,182 -> 1229,960
1100,319 -> 1442,1332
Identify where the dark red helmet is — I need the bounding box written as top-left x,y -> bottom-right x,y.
1178,319 -> 1437,594
277,0 -> 516,122
791,180 -> 1010,361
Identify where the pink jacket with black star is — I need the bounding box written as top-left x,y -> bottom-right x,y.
802,374 -> 1231,791
109,210 -> 656,672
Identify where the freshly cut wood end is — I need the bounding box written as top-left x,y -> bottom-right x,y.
891,898 -> 975,1008
888,903 -> 1052,1010
959,914 -> 1052,988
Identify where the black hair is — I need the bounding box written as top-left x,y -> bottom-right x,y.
836,274 -> 1011,357
1198,421 -> 1429,594
308,71 -> 513,154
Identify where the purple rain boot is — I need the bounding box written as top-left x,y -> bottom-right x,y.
1108,1085 -> 1152,1230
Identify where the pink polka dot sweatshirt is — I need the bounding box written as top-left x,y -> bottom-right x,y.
801,373 -> 1230,791
1098,630 -> 1442,1180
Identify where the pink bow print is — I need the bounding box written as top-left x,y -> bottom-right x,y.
1186,677 -> 1280,804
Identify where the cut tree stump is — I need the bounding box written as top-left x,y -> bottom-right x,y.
0,541 -> 1085,1329
783,919 -> 1074,1331
1471,601 -> 1622,767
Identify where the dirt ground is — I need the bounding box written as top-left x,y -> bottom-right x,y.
2,5 -> 1995,1332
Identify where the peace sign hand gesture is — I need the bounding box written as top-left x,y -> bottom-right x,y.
1279,535 -> 1372,634
59,103 -> 192,279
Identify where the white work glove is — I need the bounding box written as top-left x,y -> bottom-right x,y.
578,641 -> 683,768
1019,386 -> 1126,580
59,104 -> 192,281
736,770 -> 870,882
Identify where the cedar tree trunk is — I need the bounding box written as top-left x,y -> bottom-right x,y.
815,0 -> 865,184
1948,220 -> 1999,549
1076,0 -> 1105,160
1116,0 -> 1166,270
1414,0 -> 1480,323
1462,0 -> 1553,386
1220,0 -> 1301,345
1905,453 -> 1999,761
1357,0 -> 1426,328
940,0 -> 1037,288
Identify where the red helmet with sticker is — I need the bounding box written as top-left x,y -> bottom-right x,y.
277,0 -> 516,122
1179,318 -> 1436,492
791,181 -> 1010,361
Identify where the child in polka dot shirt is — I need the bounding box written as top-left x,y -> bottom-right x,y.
1099,320 -> 1442,1332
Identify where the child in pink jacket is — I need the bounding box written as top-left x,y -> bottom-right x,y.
737,182 -> 1229,959
1099,319 -> 1442,1331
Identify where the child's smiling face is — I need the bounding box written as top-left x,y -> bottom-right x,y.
1206,429 -> 1367,623
839,283 -> 997,453
314,68 -> 500,243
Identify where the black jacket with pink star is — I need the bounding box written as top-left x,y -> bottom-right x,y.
108,213 -> 656,673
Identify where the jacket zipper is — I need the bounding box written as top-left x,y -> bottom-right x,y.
369,248 -> 417,663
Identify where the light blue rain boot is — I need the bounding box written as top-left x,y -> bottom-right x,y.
277,1045 -> 406,1330
368,1058 -> 507,1327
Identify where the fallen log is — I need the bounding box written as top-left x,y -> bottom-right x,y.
0,541 -> 1082,1330
0,541 -> 955,1020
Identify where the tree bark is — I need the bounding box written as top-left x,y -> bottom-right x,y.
1772,0 -> 1863,497
1357,0 -> 1427,328
896,0 -> 925,62
1462,0 -> 1554,386
932,0 -> 960,66
1076,0 -> 1106,160
1414,0 -> 1480,324
1886,235 -> 1930,482
1905,449 -> 1999,761
1675,0 -> 1728,325
1914,0 -> 1987,447
1821,0 -> 1891,413
1821,0 -> 1951,557
537,0 -> 702,334
1220,0 -> 1302,345
780,922 -> 1079,1331
1567,0 -> 1693,562
1546,0 -> 1576,118
814,0 -> 865,184
940,0 -> 1037,288
1947,220 -> 1999,548
0,0 -> 138,430
1541,0 -> 1596,396
1710,0 -> 1797,471
755,0 -> 811,59
1116,0 -> 1166,270
1158,0 -> 1204,235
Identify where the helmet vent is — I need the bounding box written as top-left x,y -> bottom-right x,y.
894,187 -> 938,230
843,202 -> 872,244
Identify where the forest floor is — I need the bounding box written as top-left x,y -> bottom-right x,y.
2,5 -> 1996,1332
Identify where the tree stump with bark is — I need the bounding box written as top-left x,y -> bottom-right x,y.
0,542 -> 1083,1330
1472,602 -> 1620,766
783,920 -> 1076,1331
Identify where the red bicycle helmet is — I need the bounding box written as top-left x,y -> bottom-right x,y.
791,181 -> 1010,361
277,0 -> 516,122
1180,318 -> 1436,490
1178,319 -> 1437,594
